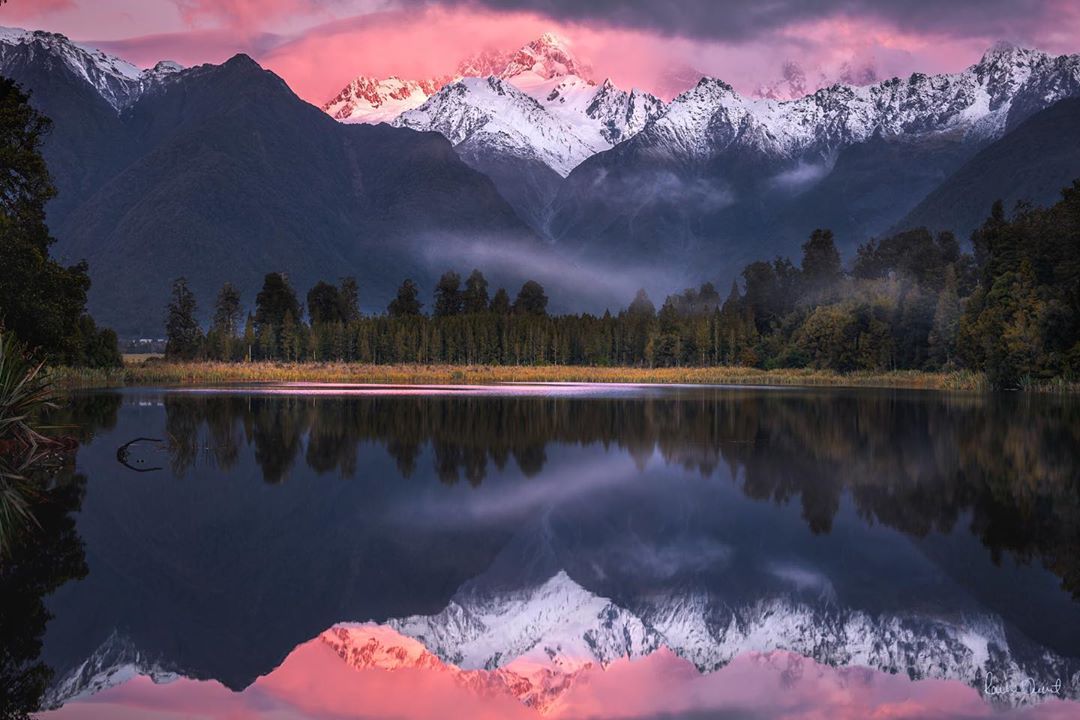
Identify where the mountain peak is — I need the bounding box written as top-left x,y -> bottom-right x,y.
503,32 -> 591,83
0,26 -> 177,110
978,41 -> 1043,66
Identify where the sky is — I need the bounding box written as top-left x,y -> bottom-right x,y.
4,0 -> 1080,102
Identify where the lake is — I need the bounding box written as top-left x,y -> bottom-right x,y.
12,384 -> 1080,719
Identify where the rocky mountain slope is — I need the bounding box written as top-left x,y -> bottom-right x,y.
897,96 -> 1080,237
0,30 -> 535,335
547,43 -> 1080,276
326,33 -> 665,229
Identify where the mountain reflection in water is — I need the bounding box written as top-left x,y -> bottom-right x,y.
5,385 -> 1079,719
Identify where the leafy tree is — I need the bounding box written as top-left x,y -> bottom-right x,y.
513,280 -> 548,316
463,270 -> 490,314
0,77 -> 118,366
433,271 -> 463,317
388,279 -> 423,317
164,277 -> 202,360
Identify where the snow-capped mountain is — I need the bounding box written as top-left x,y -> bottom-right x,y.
44,631 -> 181,709
323,75 -> 445,124
323,32 -> 597,125
0,26 -> 181,111
390,571 -> 660,671
634,43 -> 1080,164
382,571 -> 1080,711
324,33 -> 665,177
45,570 -> 1080,713
394,76 -> 607,177
320,623 -> 589,713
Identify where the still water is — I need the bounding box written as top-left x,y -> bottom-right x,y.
10,384 -> 1080,719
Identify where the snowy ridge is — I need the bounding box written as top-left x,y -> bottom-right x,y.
0,26 -> 181,111
389,571 -> 660,670
394,76 -> 617,176
323,75 -> 445,124
329,37 -> 1080,179
43,631 -> 180,709
639,44 -> 1080,163
324,33 -> 665,175
48,571 -> 1080,713
383,571 -> 1080,709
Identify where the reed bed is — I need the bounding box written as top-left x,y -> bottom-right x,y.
48,360 -> 997,392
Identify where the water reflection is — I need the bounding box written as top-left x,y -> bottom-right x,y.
151,389 -> 1080,598
8,386 -> 1080,718
0,462 -> 86,718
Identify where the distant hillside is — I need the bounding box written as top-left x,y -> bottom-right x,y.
897,97 -> 1080,238
1,34 -> 534,336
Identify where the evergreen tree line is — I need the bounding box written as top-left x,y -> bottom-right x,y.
165,182 -> 1080,389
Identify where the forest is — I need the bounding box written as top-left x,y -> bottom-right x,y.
165,184 -> 1080,389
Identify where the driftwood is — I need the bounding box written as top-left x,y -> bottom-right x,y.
116,437 -> 165,472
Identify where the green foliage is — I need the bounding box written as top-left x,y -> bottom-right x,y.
0,78 -> 119,368
0,332 -> 54,448
152,184 -> 1080,387
959,182 -> 1080,387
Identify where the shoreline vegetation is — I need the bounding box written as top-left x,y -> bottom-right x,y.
47,359 -> 1077,393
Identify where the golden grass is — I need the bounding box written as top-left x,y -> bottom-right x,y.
48,361 -> 995,392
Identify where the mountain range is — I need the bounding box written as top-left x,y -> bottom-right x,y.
3,27 -> 1080,334
45,570 -> 1080,713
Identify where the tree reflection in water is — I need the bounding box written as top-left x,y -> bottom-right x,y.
155,390 -> 1080,598
0,393 -> 120,718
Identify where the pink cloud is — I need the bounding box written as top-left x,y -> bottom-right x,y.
1,0 -> 77,20
20,1 -> 1080,106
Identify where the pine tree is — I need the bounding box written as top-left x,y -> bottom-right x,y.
339,277 -> 360,323
212,282 -> 242,337
489,288 -> 511,315
513,280 -> 548,316
164,277 -> 202,360
388,279 -> 423,317
255,273 -> 302,333
463,269 -> 490,314
433,271 -> 464,317
307,281 -> 342,325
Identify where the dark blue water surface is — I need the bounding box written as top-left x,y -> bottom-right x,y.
9,385 -> 1080,715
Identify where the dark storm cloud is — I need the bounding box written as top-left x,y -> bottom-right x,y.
412,0 -> 1061,42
